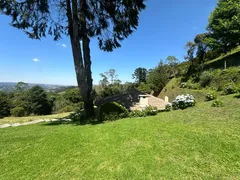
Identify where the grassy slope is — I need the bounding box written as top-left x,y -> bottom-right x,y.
0,95 -> 239,179
0,112 -> 70,125
158,78 -> 208,102
159,67 -> 240,102
206,46 -> 240,65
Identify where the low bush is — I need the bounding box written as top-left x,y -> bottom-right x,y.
224,84 -> 238,95
129,106 -> 158,118
129,110 -> 147,117
145,106 -> 158,116
68,106 -> 98,123
11,107 -> 25,117
74,102 -> 84,112
235,93 -> 240,99
101,112 -> 122,121
205,91 -> 217,101
172,94 -> 195,110
68,111 -> 84,122
211,99 -> 224,107
200,70 -> 214,87
165,103 -> 172,111
99,102 -> 128,121
180,82 -> 187,88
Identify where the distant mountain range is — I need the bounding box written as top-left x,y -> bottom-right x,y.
0,82 -> 72,93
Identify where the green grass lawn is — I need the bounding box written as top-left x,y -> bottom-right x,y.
0,112 -> 70,125
0,95 -> 240,179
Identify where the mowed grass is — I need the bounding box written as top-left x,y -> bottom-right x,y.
0,96 -> 240,179
0,112 -> 70,125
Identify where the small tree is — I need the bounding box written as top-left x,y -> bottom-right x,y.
147,61 -> 170,96
14,82 -> 29,92
26,85 -> 52,115
107,69 -> 118,84
184,41 -> 196,66
0,0 -> 146,119
63,88 -> 82,104
194,33 -> 209,63
165,56 -> 179,76
12,82 -> 29,109
98,69 -> 123,98
132,67 -> 148,84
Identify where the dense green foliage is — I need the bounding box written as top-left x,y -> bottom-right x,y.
199,70 -> 214,87
165,56 -> 179,76
182,0 -> 240,76
147,61 -> 170,95
205,91 -> 217,101
211,99 -> 224,107
10,107 -> 25,117
26,86 -> 52,115
0,95 -> 239,179
206,0 -> 240,53
132,67 -> 148,84
0,92 -> 11,118
0,83 -> 84,118
99,102 -> 128,121
63,88 -> 82,104
224,84 -> 238,95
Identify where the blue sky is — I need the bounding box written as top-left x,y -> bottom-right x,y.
0,0 -> 217,85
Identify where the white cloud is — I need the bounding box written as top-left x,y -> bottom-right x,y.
33,58 -> 40,62
61,44 -> 67,48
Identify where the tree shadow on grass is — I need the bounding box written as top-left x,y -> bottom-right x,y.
42,118 -> 104,126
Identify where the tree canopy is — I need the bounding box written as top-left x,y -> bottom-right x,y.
206,0 -> 240,53
147,61 -> 169,95
26,85 -> 52,115
132,67 -> 148,84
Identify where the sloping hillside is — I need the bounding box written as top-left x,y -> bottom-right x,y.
158,78 -> 208,102
205,46 -> 240,69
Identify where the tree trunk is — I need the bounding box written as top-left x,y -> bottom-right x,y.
82,37 -> 94,118
66,0 -> 94,119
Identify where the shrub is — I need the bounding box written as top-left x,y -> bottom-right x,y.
186,83 -> 193,89
172,94 -> 195,110
224,84 -> 237,94
129,110 -> 147,117
74,102 -> 84,112
101,112 -> 120,121
165,103 -> 172,111
200,71 -> 214,87
58,105 -> 75,113
68,111 -> 84,122
235,93 -> 240,99
68,106 -> 98,123
145,106 -> 158,116
11,107 -> 25,117
180,82 -> 187,88
205,91 -> 217,101
211,99 -> 224,107
99,102 -> 128,121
